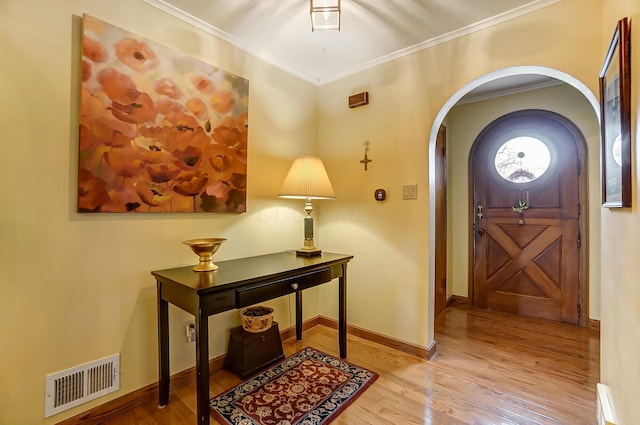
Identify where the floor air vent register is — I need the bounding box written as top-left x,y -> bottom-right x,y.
44,354 -> 120,418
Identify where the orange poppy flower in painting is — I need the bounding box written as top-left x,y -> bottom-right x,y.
186,97 -> 209,121
155,98 -> 183,116
134,181 -> 173,209
206,180 -> 231,199
145,163 -> 181,184
209,154 -> 232,174
131,136 -> 170,164
138,125 -> 182,153
97,68 -> 141,104
172,145 -> 203,170
102,185 -> 142,212
230,173 -> 247,190
218,113 -> 249,138
173,171 -> 209,197
79,125 -> 99,151
192,76 -> 216,94
82,36 -> 109,63
234,145 -> 248,166
82,60 -> 92,82
210,90 -> 235,114
80,88 -> 106,121
155,98 -> 201,132
207,142 -> 235,173
77,168 -> 110,212
154,77 -> 183,99
103,151 -> 145,178
83,117 -> 137,148
114,38 -> 159,73
213,126 -> 245,149
108,92 -> 158,125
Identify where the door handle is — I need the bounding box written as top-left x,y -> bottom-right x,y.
477,204 -> 484,220
477,228 -> 485,237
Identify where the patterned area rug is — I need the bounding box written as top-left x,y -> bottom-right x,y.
210,347 -> 378,425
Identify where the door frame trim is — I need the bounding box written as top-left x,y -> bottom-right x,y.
434,124 -> 448,316
427,65 -> 599,345
467,109 -> 589,326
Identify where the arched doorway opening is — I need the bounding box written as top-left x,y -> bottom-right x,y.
426,66 -> 600,343
470,109 -> 588,325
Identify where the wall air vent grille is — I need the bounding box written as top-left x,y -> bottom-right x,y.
44,354 -> 120,418
348,91 -> 369,108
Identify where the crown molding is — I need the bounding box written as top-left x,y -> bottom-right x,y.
321,0 -> 562,85
142,0 -> 561,86
141,0 -> 321,84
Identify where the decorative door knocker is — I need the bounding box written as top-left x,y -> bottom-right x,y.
512,200 -> 529,213
513,200 -> 528,225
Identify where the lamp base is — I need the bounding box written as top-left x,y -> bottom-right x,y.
296,248 -> 322,257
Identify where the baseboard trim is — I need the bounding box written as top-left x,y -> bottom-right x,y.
56,316 -> 434,425
447,295 -> 469,306
314,316 -> 436,360
588,318 -> 600,332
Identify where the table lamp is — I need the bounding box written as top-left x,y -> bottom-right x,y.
278,156 -> 335,257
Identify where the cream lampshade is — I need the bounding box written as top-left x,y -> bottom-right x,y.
278,156 -> 335,257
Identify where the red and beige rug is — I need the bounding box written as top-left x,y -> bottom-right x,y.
210,347 -> 378,425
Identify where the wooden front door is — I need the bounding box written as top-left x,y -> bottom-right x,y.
472,110 -> 582,324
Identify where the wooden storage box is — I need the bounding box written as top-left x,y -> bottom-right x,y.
224,322 -> 285,379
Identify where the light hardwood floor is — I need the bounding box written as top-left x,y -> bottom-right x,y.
102,305 -> 600,424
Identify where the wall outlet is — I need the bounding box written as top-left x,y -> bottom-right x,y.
185,322 -> 196,343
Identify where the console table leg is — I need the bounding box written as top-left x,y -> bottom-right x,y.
338,266 -> 347,358
195,307 -> 210,425
295,291 -> 303,341
157,283 -> 170,407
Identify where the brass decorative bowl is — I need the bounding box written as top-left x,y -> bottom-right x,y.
182,238 -> 226,272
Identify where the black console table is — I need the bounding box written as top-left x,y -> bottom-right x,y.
152,251 -> 353,425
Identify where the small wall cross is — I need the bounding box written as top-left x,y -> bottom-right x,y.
360,141 -> 372,171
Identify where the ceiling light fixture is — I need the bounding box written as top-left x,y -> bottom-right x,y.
310,0 -> 341,32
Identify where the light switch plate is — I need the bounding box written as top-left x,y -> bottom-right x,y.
402,184 -> 417,200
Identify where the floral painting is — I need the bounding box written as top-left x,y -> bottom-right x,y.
78,14 -> 248,213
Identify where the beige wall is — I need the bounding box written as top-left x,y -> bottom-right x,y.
600,1 -> 640,424
0,1 -> 320,424
316,0 -> 602,347
5,0 -> 640,424
447,84 -> 601,319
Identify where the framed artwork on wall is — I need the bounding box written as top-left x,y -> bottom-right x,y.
78,15 -> 249,213
599,17 -> 631,208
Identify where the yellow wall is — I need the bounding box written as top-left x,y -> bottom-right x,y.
316,0 -> 602,348
0,1 -> 320,423
5,0 -> 640,423
447,84 -> 601,319
600,1 -> 640,423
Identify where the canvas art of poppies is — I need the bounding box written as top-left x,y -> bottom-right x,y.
78,14 -> 248,213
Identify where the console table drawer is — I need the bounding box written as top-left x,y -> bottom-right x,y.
236,267 -> 333,307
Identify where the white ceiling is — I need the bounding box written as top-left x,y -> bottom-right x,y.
143,0 -> 561,86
